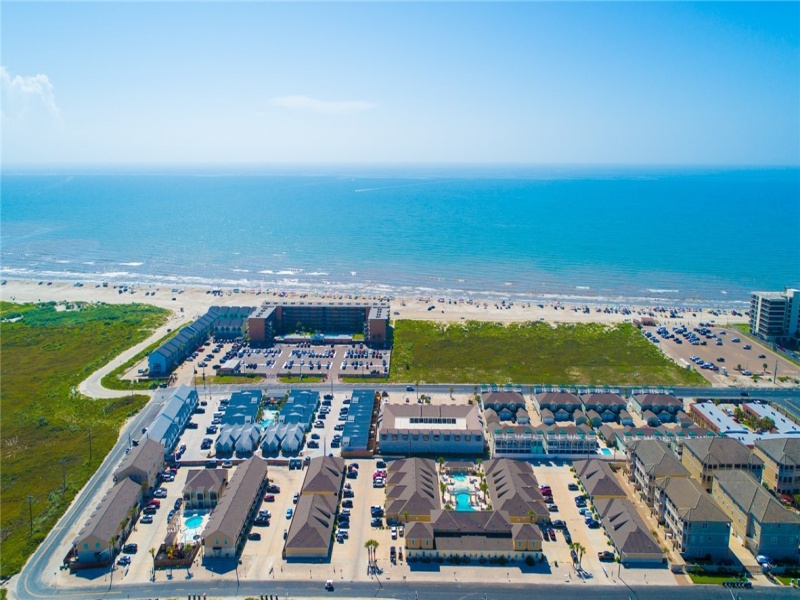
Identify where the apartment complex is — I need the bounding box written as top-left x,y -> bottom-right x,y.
681,437 -> 763,491
573,459 -> 626,500
404,510 -> 543,561
753,438 -> 800,495
385,458 -> 441,522
627,439 -> 690,506
113,438 -> 165,496
202,457 -> 269,559
653,476 -> 731,561
712,470 -> 800,561
483,458 -> 549,523
749,289 -> 800,344
594,497 -> 664,564
283,456 -> 345,559
182,469 -> 229,510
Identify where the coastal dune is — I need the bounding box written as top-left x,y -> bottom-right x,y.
0,279 -> 746,327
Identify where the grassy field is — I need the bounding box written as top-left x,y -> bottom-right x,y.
687,572 -> 744,585
0,301 -> 168,578
388,320 -> 709,386
278,375 -> 324,384
193,374 -> 265,386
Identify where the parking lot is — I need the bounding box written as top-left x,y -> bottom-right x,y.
642,324 -> 800,387
163,339 -> 392,384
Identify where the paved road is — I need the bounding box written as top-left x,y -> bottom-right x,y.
14,575 -> 797,600
78,313 -> 191,399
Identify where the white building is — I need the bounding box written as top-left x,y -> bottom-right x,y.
379,404 -> 484,456
750,289 -> 800,344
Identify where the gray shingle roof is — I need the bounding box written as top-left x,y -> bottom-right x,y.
713,470 -> 800,525
594,497 -> 663,558
483,458 -> 547,520
628,439 -> 689,478
683,437 -> 762,468
754,438 -> 800,466
114,438 -> 164,481
655,476 -> 730,523
573,459 -> 626,498
284,494 -> 337,552
301,456 -> 345,495
203,457 -> 268,543
385,458 -> 440,517
77,478 -> 141,547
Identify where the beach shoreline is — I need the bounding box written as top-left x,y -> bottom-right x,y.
0,277 -> 749,328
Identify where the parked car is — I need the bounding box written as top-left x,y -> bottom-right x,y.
264,494 -> 276,502
266,484 -> 281,493
117,555 -> 131,566
547,504 -> 559,512
391,526 -> 398,539
248,532 -> 262,541
122,543 -> 138,554
342,499 -> 353,509
568,483 -> 580,491
153,488 -> 167,498
293,493 -> 300,504
221,460 -> 233,468
598,551 -> 615,562
140,515 -> 154,524
551,520 -> 566,529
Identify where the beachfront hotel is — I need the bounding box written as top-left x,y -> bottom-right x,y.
247,301 -> 390,347
749,289 -> 800,344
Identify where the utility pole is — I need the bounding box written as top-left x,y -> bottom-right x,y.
774,360 -> 778,384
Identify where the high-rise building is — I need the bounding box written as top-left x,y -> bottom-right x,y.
749,289 -> 800,344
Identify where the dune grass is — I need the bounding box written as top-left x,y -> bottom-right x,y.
278,375 -> 324,384
193,374 -> 265,385
388,320 -> 709,386
0,301 -> 168,577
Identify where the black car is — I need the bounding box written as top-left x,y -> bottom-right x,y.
568,483 -> 580,491
564,531 -> 572,544
598,551 -> 615,562
342,499 -> 353,509
248,532 -> 262,541
343,489 -> 355,498
122,543 -> 138,554
266,484 -> 281,493
371,517 -> 383,527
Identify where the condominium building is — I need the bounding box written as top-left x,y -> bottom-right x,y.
627,439 -> 690,506
681,437 -> 763,491
749,289 -> 800,344
753,438 -> 800,495
712,470 -> 800,561
654,476 -> 731,561
379,404 -> 484,456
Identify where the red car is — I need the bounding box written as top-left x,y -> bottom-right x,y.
147,499 -> 160,508
264,494 -> 276,502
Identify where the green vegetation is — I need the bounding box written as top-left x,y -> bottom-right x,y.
773,571 -> 800,586
688,572 -> 744,585
734,407 -> 775,433
101,322 -> 184,391
0,301 -> 166,577
389,320 -> 709,385
340,376 -> 389,384
193,374 -> 264,385
278,375 -> 324,383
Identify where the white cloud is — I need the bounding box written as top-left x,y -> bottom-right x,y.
270,95 -> 376,114
1,66 -> 62,122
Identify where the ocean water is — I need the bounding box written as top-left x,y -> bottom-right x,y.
1,165 -> 798,306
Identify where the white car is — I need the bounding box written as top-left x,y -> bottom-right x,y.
391,526 -> 397,539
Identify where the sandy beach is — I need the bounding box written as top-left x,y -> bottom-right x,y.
0,278 -> 748,328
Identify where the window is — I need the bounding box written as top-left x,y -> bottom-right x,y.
95,542 -> 100,548
84,543 -> 89,549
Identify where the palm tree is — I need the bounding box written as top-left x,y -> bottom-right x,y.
569,542 -> 586,568
364,539 -> 379,564
437,456 -> 445,473
528,510 -> 537,524
479,480 -> 489,502
402,510 -> 410,524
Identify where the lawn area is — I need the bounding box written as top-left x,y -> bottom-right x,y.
0,301 -> 168,578
688,572 -> 745,585
388,320 -> 709,386
193,374 -> 265,385
278,375 -> 324,384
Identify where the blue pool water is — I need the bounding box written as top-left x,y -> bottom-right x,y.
185,515 -> 203,529
260,410 -> 277,428
456,492 -> 474,511
452,473 -> 467,482
599,448 -> 612,456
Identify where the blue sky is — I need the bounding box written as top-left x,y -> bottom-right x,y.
2,2 -> 798,166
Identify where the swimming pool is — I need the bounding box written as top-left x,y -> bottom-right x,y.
599,448 -> 612,456
260,410 -> 277,427
181,512 -> 209,543
455,492 -> 474,511
452,473 -> 467,482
